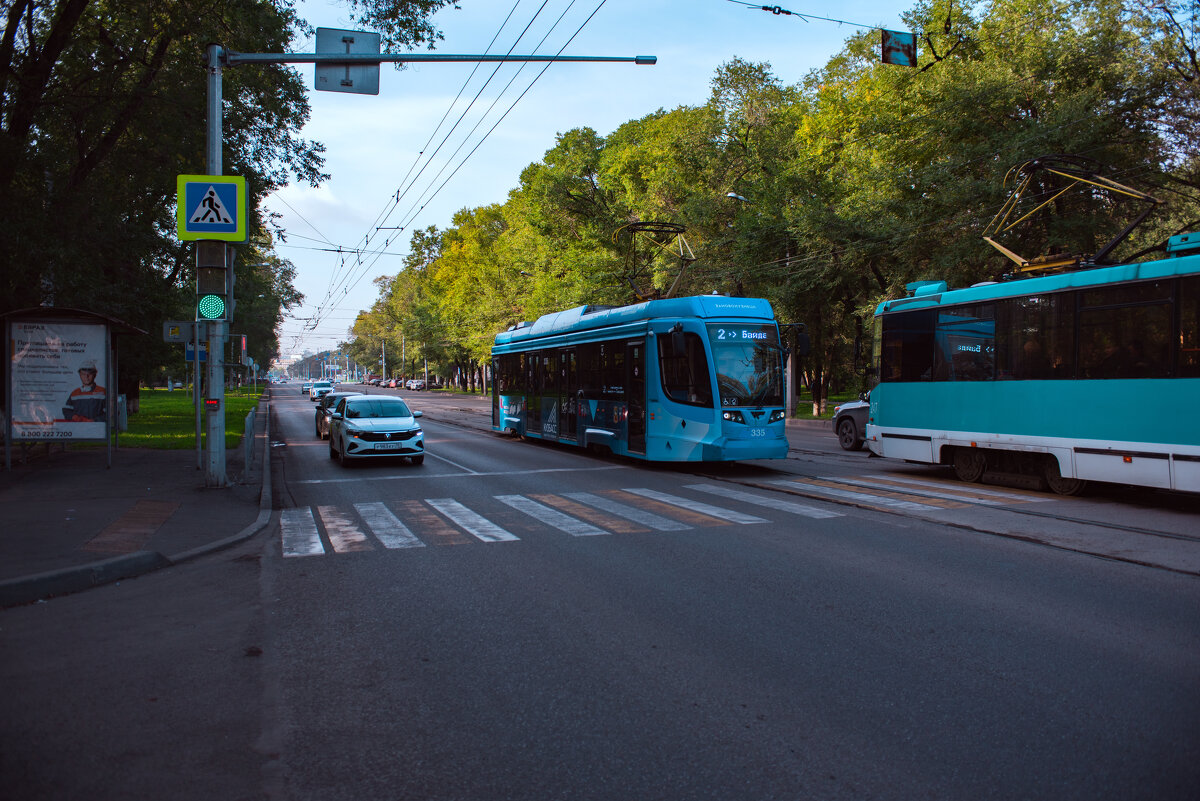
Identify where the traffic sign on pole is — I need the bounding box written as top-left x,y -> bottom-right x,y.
177,175 -> 248,242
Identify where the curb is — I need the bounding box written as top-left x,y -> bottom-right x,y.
0,397 -> 274,608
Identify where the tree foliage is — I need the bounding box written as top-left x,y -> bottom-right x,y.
345,0 -> 1200,405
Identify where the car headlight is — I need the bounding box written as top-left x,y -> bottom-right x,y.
345,427 -> 365,438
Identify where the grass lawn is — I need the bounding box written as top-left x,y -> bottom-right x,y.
116,385 -> 265,449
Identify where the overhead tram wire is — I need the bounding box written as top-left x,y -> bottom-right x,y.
307,0 -> 558,328
331,0 -> 609,312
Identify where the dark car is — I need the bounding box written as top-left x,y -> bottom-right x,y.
833,391 -> 870,451
315,391 -> 365,439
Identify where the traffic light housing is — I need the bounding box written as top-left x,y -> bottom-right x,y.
196,241 -> 236,321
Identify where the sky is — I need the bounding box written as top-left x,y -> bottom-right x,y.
265,0 -> 912,363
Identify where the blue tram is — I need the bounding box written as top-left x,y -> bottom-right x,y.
867,232 -> 1200,494
491,296 -> 789,462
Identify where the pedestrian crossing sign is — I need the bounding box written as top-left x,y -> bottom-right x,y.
176,174 -> 248,242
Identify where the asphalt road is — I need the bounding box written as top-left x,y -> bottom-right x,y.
2,388 -> 1198,800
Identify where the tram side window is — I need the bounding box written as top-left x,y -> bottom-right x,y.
995,294 -> 1075,380
496,353 -> 524,394
933,304 -> 995,381
603,344 -> 626,399
880,310 -> 936,382
1078,282 -> 1172,379
1181,277 -> 1200,377
578,343 -> 600,398
658,332 -> 713,406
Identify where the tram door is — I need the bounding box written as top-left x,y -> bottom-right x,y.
561,349 -> 577,441
527,353 -> 542,434
543,351 -> 560,437
626,340 -> 646,454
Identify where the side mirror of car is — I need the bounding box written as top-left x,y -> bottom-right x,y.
413,410 -> 423,418
331,412 -> 343,420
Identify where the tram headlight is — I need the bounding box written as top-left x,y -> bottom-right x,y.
722,410 -> 745,424
768,409 -> 786,423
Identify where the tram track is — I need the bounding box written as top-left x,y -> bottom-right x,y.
702,464 -> 1200,576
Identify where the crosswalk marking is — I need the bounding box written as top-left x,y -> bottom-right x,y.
281,508 -> 324,558
563,491 -> 692,531
495,495 -> 609,536
621,488 -> 767,524
426,498 -> 520,542
397,499 -> 470,545
319,505 -> 374,552
529,494 -> 649,534
866,474 -> 1052,502
824,476 -> 1003,505
771,478 -> 946,511
354,502 -> 425,549
685,483 -> 843,519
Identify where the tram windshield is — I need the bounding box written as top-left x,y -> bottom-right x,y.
707,323 -> 783,407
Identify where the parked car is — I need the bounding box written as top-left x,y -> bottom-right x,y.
315,391 -> 365,439
386,378 -> 398,388
328,396 -> 425,466
309,380 -> 333,402
833,391 -> 870,451
405,379 -> 426,391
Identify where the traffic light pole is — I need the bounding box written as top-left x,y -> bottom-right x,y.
204,55 -> 226,487
200,42 -> 653,487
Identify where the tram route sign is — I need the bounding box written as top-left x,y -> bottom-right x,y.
176,174 -> 248,242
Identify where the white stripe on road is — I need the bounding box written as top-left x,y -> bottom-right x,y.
281,508 -> 325,557
820,476 -> 1002,505
563,492 -> 691,531
865,474 -> 1052,502
495,495 -> 609,536
318,505 -> 374,552
354,502 -> 426,549
621,488 -> 767,524
684,483 -> 843,519
426,498 -> 520,542
768,479 -> 943,511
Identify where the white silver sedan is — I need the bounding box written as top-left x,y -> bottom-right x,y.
328,396 -> 424,467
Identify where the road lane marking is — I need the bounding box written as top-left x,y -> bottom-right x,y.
562,492 -> 691,531
292,465 -> 627,485
621,488 -> 767,524
868,474 -> 1053,502
685,483 -> 843,519
770,478 -> 948,511
494,495 -> 609,536
426,498 -> 520,542
529,494 -> 649,534
396,500 -> 470,545
824,476 -> 1006,505
281,508 -> 325,557
318,505 -> 374,552
354,502 -> 425,549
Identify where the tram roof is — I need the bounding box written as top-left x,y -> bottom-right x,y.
875,250 -> 1200,315
494,295 -> 775,347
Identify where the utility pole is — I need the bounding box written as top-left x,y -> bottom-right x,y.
198,39 -> 653,482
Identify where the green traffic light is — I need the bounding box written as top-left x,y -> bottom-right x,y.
198,294 -> 226,320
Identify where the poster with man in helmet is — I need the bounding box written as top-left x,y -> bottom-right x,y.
8,320 -> 108,440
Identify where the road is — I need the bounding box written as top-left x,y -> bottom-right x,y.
2,385 -> 1198,800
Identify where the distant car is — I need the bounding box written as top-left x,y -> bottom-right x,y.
301,381 -> 313,395
833,392 -> 870,451
315,391 -> 365,439
405,379 -> 426,391
309,380 -> 333,402
386,378 -> 398,388
328,396 -> 425,466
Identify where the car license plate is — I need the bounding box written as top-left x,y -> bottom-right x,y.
374,442 -> 402,451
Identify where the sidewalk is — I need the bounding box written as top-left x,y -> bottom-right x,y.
0,392 -> 273,607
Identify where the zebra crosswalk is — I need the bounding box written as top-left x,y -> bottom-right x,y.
278,473 -> 1057,559
279,483 -> 839,558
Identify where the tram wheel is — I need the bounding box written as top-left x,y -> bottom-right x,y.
1044,457 -> 1087,496
953,447 -> 988,483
